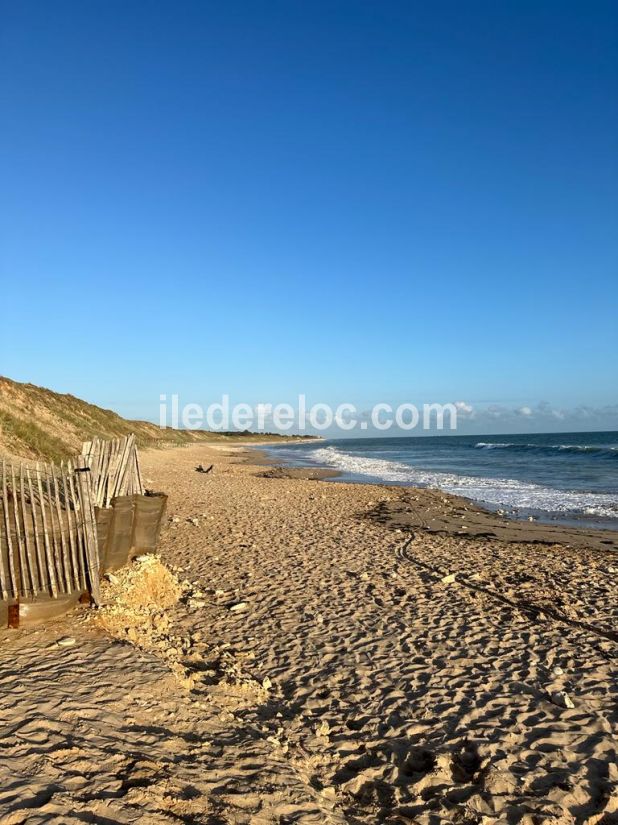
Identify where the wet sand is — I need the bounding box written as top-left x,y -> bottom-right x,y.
0,442 -> 616,824
368,486 -> 618,554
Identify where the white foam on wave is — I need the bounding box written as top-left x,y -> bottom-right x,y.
474,442 -> 515,449
310,446 -> 618,518
475,441 -> 618,454
557,444 -> 618,452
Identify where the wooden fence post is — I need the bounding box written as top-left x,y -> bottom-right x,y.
2,461 -> 21,627
74,456 -> 101,605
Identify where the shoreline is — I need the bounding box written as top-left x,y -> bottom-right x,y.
245,444 -> 618,551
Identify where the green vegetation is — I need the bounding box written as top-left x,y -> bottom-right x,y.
0,408 -> 70,463
0,376 -> 316,462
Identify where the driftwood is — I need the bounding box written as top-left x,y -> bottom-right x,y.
196,464 -> 214,474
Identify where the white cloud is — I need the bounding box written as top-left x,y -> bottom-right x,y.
454,401 -> 474,415
462,400 -> 618,429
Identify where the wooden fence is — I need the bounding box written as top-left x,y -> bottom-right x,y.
81,433 -> 143,508
0,455 -> 100,621
0,434 -> 166,627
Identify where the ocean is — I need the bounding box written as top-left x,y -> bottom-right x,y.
265,431 -> 618,529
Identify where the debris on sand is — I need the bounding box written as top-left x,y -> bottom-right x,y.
550,690 -> 575,709
91,555 -> 195,689
49,636 -> 76,649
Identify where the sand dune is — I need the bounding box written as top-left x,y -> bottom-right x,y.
0,443 -> 616,823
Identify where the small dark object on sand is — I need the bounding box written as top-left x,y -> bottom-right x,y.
196,464 -> 214,474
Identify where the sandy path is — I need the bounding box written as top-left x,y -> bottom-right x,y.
0,443 -> 616,824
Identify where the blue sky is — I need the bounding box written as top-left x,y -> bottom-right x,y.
1,0 -> 617,434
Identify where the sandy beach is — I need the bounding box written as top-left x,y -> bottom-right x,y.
0,442 -> 616,824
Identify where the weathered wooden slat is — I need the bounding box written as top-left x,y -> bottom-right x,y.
20,465 -> 37,597
44,464 -> 64,593
26,467 -> 46,593
2,460 -> 18,598
90,439 -> 101,505
60,461 -> 80,591
10,464 -> 29,596
50,463 -> 72,593
35,463 -> 58,598
74,456 -> 100,604
98,440 -> 111,506
0,494 -> 8,601
67,460 -> 88,591
116,435 -> 133,498
132,433 -> 143,495
107,438 -> 119,506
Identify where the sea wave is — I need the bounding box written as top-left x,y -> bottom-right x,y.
309,446 -> 618,518
475,442 -> 515,449
474,442 -> 618,458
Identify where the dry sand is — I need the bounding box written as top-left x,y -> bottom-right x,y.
0,443 -> 616,824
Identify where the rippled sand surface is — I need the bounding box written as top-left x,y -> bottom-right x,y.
0,443 -> 616,823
